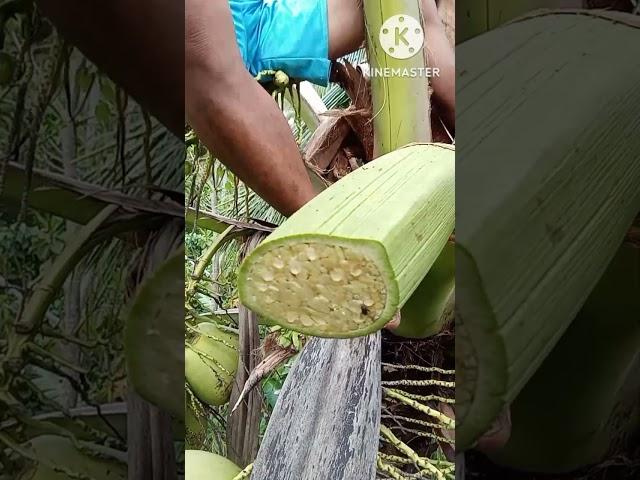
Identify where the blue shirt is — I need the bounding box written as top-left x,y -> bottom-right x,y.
229,0 -> 331,86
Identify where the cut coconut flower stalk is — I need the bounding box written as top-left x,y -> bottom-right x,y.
238,143 -> 454,338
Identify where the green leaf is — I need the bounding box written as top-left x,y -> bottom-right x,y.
75,66 -> 93,91
99,77 -> 116,103
94,101 -> 111,124
125,248 -> 185,419
277,334 -> 291,349
291,333 -> 301,351
262,377 -> 282,410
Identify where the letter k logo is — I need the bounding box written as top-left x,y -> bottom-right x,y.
395,26 -> 409,47
379,14 -> 424,60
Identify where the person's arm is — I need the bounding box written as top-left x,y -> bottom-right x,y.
186,0 -> 316,216
421,0 -> 455,132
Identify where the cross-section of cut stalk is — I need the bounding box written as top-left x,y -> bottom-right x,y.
238,143 -> 454,338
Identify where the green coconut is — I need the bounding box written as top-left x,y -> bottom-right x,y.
393,242 -> 454,338
185,450 -> 242,480
18,435 -> 126,480
185,397 -> 207,450
125,249 -> 184,419
185,322 -> 239,406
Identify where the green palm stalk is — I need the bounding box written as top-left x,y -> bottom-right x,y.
363,0 -> 431,152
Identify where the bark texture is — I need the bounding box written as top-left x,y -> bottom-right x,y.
251,333 -> 381,480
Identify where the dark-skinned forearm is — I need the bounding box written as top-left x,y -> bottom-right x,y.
422,0 -> 455,132
425,23 -> 455,132
185,0 -> 316,217
186,66 -> 316,217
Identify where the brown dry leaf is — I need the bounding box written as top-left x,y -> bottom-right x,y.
341,108 -> 374,162
231,344 -> 296,413
261,331 -> 281,358
304,114 -> 351,172
330,148 -> 352,181
331,62 -> 375,161
333,61 -> 372,111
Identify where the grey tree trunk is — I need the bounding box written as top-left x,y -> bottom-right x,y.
227,234 -> 263,466
127,389 -> 177,480
126,221 -> 182,480
251,334 -> 381,480
226,305 -> 262,466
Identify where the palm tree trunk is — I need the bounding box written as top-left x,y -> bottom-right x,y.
127,389 -> 177,480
